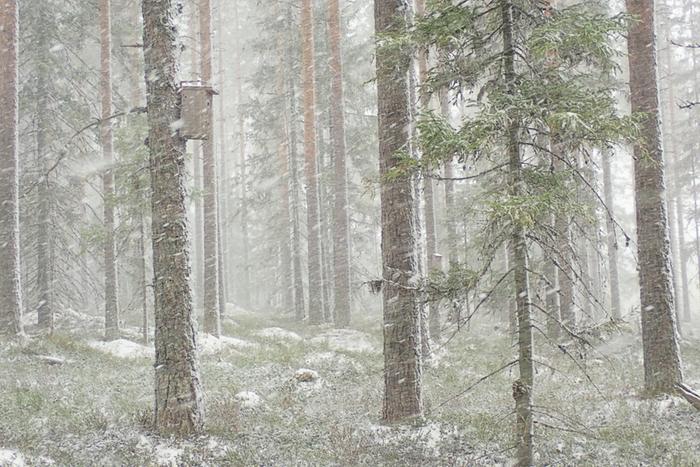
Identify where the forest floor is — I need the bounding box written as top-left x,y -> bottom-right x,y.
1,307 -> 700,466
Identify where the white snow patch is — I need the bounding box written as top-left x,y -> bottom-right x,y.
154,445 -> 183,467
198,334 -> 257,354
234,391 -> 263,408
87,339 -> 154,359
254,327 -> 303,342
0,450 -> 25,467
310,329 -> 377,353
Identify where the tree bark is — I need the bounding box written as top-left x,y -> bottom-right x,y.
601,150 -> 621,319
100,0 -> 120,340
375,0 -> 423,423
301,0 -> 324,325
501,2 -> 533,464
0,0 -> 24,337
189,2 -> 204,314
328,0 -> 352,327
288,63 -> 307,321
625,0 -> 683,395
199,0 -> 221,336
416,0 -> 440,341
141,0 -> 205,435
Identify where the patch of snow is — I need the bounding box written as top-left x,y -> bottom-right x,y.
156,446 -> 183,467
87,339 -> 154,359
154,445 -> 183,467
234,391 -> 263,409
254,327 -> 303,342
310,329 -> 377,353
198,334 -> 257,354
0,450 -> 25,467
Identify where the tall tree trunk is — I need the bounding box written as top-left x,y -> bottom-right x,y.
544,215 -> 561,340
278,87 -> 294,314
416,0 -> 440,341
439,92 -> 458,267
199,0 -> 221,336
328,0 -> 351,327
0,0 -> 23,337
501,2 -> 534,464
35,10 -> 52,333
189,3 -> 204,314
216,0 -> 228,319
142,0 -> 205,435
301,0 -> 324,325
625,0 -> 683,395
375,0 -> 423,423
129,0 -> 149,344
288,65 -> 307,321
601,150 -> 621,319
660,23 -> 692,323
233,0 -> 251,310
100,0 -> 119,340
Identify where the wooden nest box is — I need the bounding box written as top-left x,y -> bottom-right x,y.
179,81 -> 218,140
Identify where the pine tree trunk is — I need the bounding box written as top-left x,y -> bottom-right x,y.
544,215 -> 561,340
625,0 -> 683,395
416,0 -> 440,341
328,0 -> 351,327
189,3 -> 204,314
301,0 -> 324,325
288,68 -> 307,321
439,93 -> 459,267
199,0 -> 221,336
141,0 -> 205,435
216,0 -> 228,319
233,0 -> 251,310
661,30 -> 692,323
501,2 -> 533,464
601,150 -> 621,319
0,0 -> 24,337
100,0 -> 119,340
36,27 -> 53,332
375,0 -> 423,423
276,39 -> 294,314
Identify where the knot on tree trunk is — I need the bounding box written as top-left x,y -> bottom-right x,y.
512,379 -> 529,403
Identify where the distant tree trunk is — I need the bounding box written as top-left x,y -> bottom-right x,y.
216,0 -> 228,319
189,3 -> 204,314
328,0 -> 351,327
553,169 -> 575,332
301,0 -> 324,325
501,1 -> 533,464
278,114 -> 294,314
142,0 -> 205,435
35,10 -> 53,333
234,0 -> 251,310
128,0 -> 149,344
625,0 -> 683,395
439,92 -> 458,267
199,0 -> 221,336
288,66 -> 307,321
416,0 -> 440,341
661,31 -> 692,323
100,0 -> 119,341
375,0 -> 423,423
601,150 -> 621,319
544,215 -> 561,340
0,0 -> 24,337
